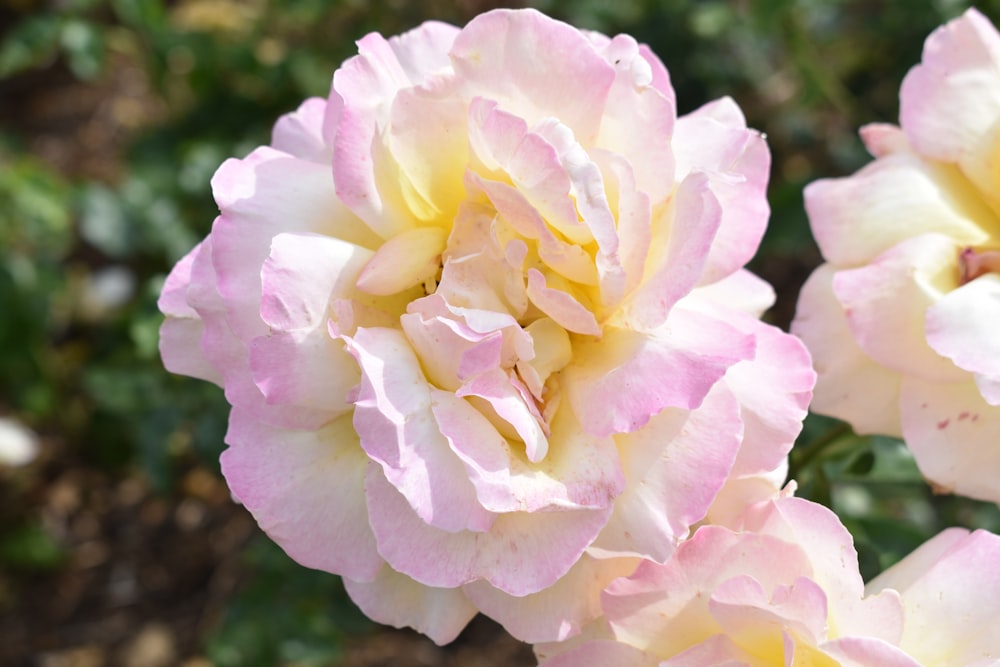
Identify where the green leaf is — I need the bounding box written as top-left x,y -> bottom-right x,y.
60,18 -> 106,80
111,0 -> 167,32
0,523 -> 65,571
0,15 -> 61,77
205,538 -> 372,666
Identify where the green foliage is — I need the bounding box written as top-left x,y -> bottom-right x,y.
205,538 -> 373,667
0,522 -> 67,571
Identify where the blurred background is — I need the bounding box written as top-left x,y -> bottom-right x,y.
2,0 -> 1000,665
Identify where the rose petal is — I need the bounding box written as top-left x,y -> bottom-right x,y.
628,172 -> 723,329
925,274 -> 1000,401
538,640 -> 659,667
525,269 -> 601,336
805,153 -> 991,268
710,575 -> 829,647
674,98 -> 770,284
343,566 -> 477,646
386,87 -> 468,225
467,98 -> 591,247
365,464 -> 612,596
792,264 -> 903,436
345,326 -> 495,532
331,23 -> 459,234
433,390 -> 622,514
464,554 -> 638,643
859,122 -> 910,158
820,637 -> 923,667
450,8 -> 615,144
587,384 -> 742,562
189,233 -> 323,429
602,527 -> 814,658
271,97 -> 332,164
868,528 -> 1000,666
832,233 -> 967,384
900,9 -> 1000,208
221,409 -> 382,581
566,307 -> 754,437
158,241 -> 223,385
355,226 -> 448,296
457,368 -> 550,463
739,496 -> 905,644
211,147 -> 379,342
900,376 -> 1000,503
689,268 -> 776,319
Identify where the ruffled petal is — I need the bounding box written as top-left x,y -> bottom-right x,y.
189,233 -> 322,428
343,566 -> 477,646
331,22 -> 459,234
806,152 -> 991,269
464,554 -> 638,643
602,527 -> 814,658
158,241 -> 222,385
739,496 -> 905,644
674,98 -> 770,284
345,326 -> 495,533
594,33 -> 675,204
709,575 -> 828,646
900,9 -> 1000,210
270,97 -> 332,164
832,233 -> 967,383
588,384 -> 742,562
365,464 -> 612,596
220,409 -> 382,581
211,147 -> 379,342
435,389 -> 623,513
792,264 -> 903,436
627,172 -> 723,329
566,307 -> 754,437
450,8 -> 615,144
925,273 -> 1000,403
687,301 -> 814,478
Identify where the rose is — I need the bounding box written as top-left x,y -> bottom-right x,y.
792,8 -> 1000,503
159,8 -> 813,644
535,493 -> 1000,666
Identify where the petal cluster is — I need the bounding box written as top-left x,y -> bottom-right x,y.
159,8 -> 813,643
536,493 -> 1000,666
792,8 -> 1000,503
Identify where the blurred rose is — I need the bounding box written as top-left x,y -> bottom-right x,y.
159,8 -> 812,643
793,9 -> 1000,503
536,493 -> 1000,666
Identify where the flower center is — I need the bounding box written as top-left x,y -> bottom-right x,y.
959,247 -> 1000,284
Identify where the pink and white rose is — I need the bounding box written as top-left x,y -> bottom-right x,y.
536,493 -> 1000,666
159,8 -> 813,644
792,9 -> 1000,503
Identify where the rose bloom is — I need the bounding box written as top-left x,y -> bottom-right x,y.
792,9 -> 1000,504
159,8 -> 813,643
536,493 -> 1000,666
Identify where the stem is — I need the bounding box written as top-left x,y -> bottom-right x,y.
788,422 -> 853,479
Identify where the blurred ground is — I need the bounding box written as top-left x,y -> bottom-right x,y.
2,452 -> 533,666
